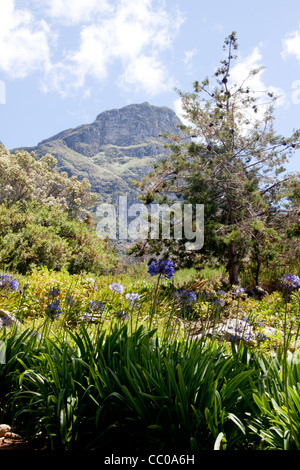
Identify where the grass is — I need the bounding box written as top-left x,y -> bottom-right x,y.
0,262 -> 300,451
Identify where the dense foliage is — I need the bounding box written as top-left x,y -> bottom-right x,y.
0,202 -> 116,274
0,145 -> 98,220
0,32 -> 299,454
134,32 -> 300,286
0,145 -> 117,275
0,264 -> 299,451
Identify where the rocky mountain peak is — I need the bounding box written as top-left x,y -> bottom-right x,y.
13,103 -> 184,202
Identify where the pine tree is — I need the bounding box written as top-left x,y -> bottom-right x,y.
135,32 -> 300,285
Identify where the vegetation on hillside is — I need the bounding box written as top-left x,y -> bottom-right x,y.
13,103 -> 183,201
0,145 -> 117,275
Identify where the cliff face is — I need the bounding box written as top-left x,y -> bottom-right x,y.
14,102 -> 183,203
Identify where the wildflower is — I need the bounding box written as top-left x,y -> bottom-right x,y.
229,332 -> 253,344
109,283 -> 124,294
89,300 -> 106,312
125,293 -> 140,305
83,277 -> 97,289
242,314 -> 263,327
175,289 -> 197,314
45,298 -> 62,320
0,316 -> 13,327
30,330 -> 42,340
279,273 -> 300,291
148,259 -> 174,279
211,290 -> 226,307
199,290 -> 221,305
257,333 -> 270,342
232,286 -> 246,297
212,298 -> 225,307
81,312 -> 92,322
175,289 -> 197,304
47,286 -> 60,298
115,310 -> 130,321
0,274 -> 19,296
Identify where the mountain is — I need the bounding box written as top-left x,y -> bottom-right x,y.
14,102 -> 184,203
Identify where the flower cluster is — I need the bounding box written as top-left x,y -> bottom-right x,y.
228,332 -> 253,344
148,259 -> 174,279
279,273 -> 300,291
81,312 -> 92,322
45,298 -> 63,320
0,315 -> 13,327
45,285 -> 62,320
115,310 -> 130,321
175,289 -> 197,304
242,314 -> 264,327
232,287 -> 246,297
47,286 -> 61,298
0,274 -> 19,296
126,293 -> 140,306
109,283 -> 124,294
175,289 -> 197,314
89,300 -> 106,312
199,289 -> 226,307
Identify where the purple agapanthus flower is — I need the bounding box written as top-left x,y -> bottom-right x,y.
81,312 -> 92,322
47,286 -> 61,298
45,298 -> 62,320
109,283 -> 124,294
125,293 -> 140,305
175,289 -> 197,304
89,300 -> 106,312
232,287 -> 245,297
0,274 -> 19,296
115,310 -> 130,321
148,259 -> 175,279
279,274 -> 300,291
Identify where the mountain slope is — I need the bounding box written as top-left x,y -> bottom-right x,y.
14,102 -> 183,203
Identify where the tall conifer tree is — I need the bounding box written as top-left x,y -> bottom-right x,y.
135,32 -> 300,285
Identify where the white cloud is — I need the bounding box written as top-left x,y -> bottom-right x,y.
230,47 -> 286,108
229,47 -> 264,88
119,55 -> 174,95
282,26 -> 300,61
173,98 -> 191,127
0,0 -> 184,97
0,0 -> 51,79
183,48 -> 197,75
173,46 -> 288,136
184,49 -> 197,66
43,0 -> 184,96
45,0 -> 112,25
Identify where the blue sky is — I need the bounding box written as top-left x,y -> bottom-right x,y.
0,0 -> 300,171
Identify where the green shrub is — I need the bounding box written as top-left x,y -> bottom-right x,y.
0,202 -> 117,274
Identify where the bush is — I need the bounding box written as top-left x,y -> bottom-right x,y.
0,145 -> 98,220
0,202 -> 117,274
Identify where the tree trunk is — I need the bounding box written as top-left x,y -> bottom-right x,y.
228,241 -> 240,285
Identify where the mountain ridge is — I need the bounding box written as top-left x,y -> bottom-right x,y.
13,102 -> 183,203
